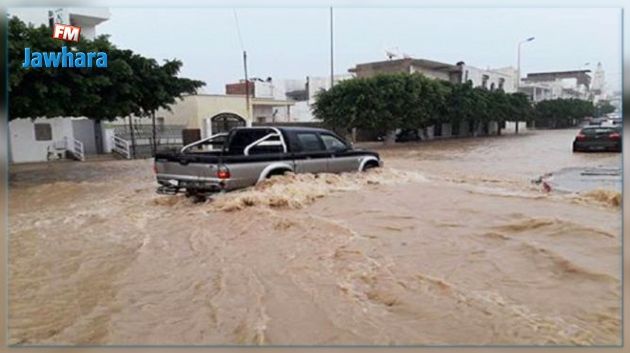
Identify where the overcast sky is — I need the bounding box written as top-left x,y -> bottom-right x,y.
97,7 -> 622,94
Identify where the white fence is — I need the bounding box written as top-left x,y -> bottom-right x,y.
64,136 -> 85,161
112,135 -> 132,159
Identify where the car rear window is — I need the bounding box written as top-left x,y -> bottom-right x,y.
581,127 -> 616,135
227,129 -> 274,155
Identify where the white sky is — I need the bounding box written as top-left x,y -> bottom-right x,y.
95,7 -> 622,94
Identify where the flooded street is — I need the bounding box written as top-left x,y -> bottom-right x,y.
9,129 -> 621,345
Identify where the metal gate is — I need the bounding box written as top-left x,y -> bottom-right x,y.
210,113 -> 246,134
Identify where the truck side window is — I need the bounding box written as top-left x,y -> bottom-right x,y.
296,133 -> 324,152
320,134 -> 347,152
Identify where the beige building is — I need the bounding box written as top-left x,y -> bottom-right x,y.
153,94 -> 293,139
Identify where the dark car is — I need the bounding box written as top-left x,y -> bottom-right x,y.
572,126 -> 622,152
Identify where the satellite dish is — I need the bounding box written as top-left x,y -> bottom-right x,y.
384,46 -> 400,60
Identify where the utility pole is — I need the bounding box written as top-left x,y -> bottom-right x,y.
243,50 -> 250,122
516,36 -> 535,134
330,6 -> 334,89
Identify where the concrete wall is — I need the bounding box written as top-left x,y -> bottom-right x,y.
503,121 -> 528,133
410,66 -> 452,82
253,105 -> 274,123
9,117 -> 74,163
152,96 -> 200,127
195,95 -> 251,130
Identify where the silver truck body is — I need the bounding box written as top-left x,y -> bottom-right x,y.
154,127 -> 382,195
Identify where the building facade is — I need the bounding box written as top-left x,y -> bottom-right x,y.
8,7 -> 111,40
149,94 -> 293,138
518,69 -> 606,103
347,57 -> 524,136
225,75 -> 351,123
348,58 -> 517,93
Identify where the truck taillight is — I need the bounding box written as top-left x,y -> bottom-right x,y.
217,166 -> 231,179
609,132 -> 621,140
576,133 -> 586,140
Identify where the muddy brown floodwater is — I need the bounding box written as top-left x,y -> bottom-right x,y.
9,129 -> 621,345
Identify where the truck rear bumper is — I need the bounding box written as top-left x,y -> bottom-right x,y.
156,173 -> 226,193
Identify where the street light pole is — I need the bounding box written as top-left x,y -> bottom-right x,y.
516,36 -> 535,134
330,6 -> 334,89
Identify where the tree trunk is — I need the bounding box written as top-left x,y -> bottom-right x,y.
128,116 -> 137,159
515,118 -> 519,134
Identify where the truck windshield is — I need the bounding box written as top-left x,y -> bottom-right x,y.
320,134 -> 347,151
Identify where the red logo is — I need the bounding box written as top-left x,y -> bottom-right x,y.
52,23 -> 81,43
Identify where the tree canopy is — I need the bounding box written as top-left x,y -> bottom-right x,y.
9,16 -> 204,121
593,100 -> 616,118
533,98 -> 594,129
313,73 -> 534,134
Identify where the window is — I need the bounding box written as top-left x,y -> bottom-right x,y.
34,123 -> 52,141
320,134 -> 347,151
464,70 -> 469,82
490,82 -> 496,91
257,116 -> 266,123
248,135 -> 283,155
227,128 -> 274,155
296,133 -> 324,152
498,78 -> 505,90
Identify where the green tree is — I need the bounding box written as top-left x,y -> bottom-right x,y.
313,72 -> 539,143
313,73 -> 448,143
594,100 -> 615,117
9,17 -> 204,125
534,98 -> 594,128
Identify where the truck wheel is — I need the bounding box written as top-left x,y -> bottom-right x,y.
266,169 -> 291,179
362,161 -> 380,171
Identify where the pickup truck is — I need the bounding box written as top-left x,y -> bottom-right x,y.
154,126 -> 382,197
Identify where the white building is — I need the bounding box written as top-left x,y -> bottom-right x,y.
348,58 -> 518,93
8,8 -> 110,163
590,62 -> 607,103
519,67 -> 608,104
225,74 -> 352,123
460,65 -> 517,93
8,7 -> 111,40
